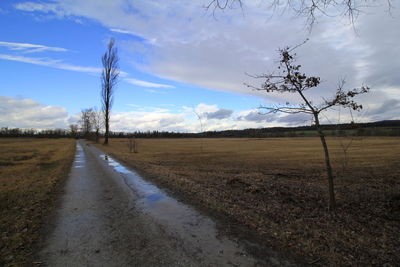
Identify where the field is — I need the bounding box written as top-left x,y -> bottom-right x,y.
0,138 -> 75,266
97,137 -> 400,266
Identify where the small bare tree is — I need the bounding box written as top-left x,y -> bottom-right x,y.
90,107 -> 103,143
247,46 -> 369,210
128,137 -> 138,153
69,124 -> 79,139
101,38 -> 119,145
80,108 -> 94,139
333,107 -> 360,176
193,108 -> 205,153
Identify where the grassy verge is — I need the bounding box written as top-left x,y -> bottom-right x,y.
97,137 -> 399,266
0,138 -> 75,266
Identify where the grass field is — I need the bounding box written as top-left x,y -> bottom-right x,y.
0,138 -> 75,266
97,137 -> 400,266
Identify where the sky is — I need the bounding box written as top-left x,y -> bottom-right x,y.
0,0 -> 399,132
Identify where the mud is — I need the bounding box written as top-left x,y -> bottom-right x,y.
38,141 -> 296,266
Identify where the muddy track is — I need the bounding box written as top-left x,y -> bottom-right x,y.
37,141 -> 295,266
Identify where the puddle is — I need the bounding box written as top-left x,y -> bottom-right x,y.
73,143 -> 85,169
99,153 -> 264,265
100,155 -> 164,201
99,154 -> 206,223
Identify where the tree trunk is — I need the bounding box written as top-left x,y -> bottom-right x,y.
95,129 -> 99,143
104,109 -> 109,145
314,113 -> 336,211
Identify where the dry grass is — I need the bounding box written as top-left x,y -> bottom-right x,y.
98,137 -> 400,266
0,138 -> 75,266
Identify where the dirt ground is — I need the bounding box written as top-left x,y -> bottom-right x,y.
0,138 -> 75,266
96,137 -> 400,266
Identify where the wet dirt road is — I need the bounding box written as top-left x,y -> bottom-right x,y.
38,141 -> 295,266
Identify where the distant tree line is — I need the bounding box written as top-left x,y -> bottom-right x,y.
1,120 -> 399,139
0,127 -> 73,138
90,120 -> 400,138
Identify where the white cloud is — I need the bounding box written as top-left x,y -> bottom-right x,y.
126,104 -> 170,113
194,103 -> 219,115
277,113 -> 312,126
111,111 -> 186,132
237,109 -> 277,123
14,1 -> 67,17
124,78 -> 174,88
13,0 -> 400,124
110,28 -> 136,35
0,54 -> 101,74
2,96 -> 379,132
0,96 -> 69,129
107,100 -> 400,132
206,108 -> 233,120
0,40 -> 109,76
365,99 -> 400,121
109,103 -> 274,132
0,41 -> 68,53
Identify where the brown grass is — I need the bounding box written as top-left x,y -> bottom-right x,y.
0,138 -> 75,266
97,137 -> 400,266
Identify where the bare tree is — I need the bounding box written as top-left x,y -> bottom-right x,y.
101,38 -> 119,145
90,107 -> 103,143
206,0 -> 393,29
69,124 -> 79,139
128,137 -> 138,153
193,108 -> 205,153
332,107 -> 361,176
247,46 -> 369,210
80,108 -> 94,139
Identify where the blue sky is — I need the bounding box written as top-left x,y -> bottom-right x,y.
1,1 -> 399,132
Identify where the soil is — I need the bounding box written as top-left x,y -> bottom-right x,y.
94,137 -> 400,266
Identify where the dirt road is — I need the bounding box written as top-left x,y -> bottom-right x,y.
38,141 -> 294,266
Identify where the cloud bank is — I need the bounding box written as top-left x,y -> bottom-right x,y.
1,95 -> 398,133
0,96 -> 69,129
12,1 -> 400,126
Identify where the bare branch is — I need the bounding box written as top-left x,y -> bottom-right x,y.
259,105 -> 314,114
206,0 -> 394,30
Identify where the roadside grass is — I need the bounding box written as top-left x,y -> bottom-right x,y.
0,138 -> 75,266
97,137 -> 400,266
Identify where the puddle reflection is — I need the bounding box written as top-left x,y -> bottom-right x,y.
97,152 -> 263,266
100,154 -> 178,208
73,143 -> 85,168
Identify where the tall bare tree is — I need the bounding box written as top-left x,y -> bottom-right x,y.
247,46 -> 369,210
101,38 -> 119,145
